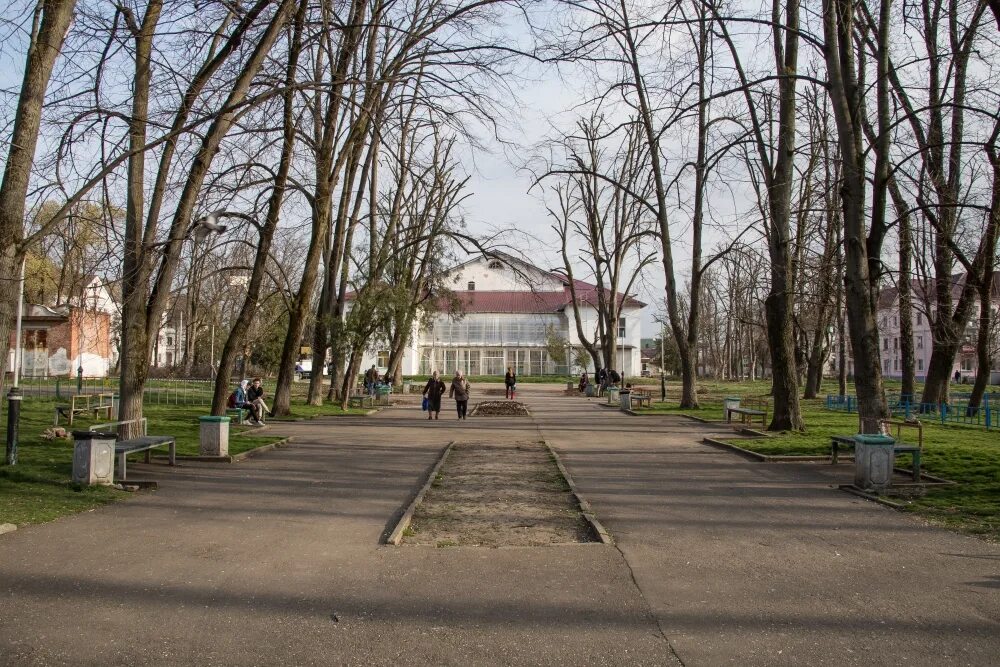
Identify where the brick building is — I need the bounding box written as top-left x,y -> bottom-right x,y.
8,304 -> 113,377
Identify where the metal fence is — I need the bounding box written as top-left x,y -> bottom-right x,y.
825,392 -> 1000,429
14,376 -> 217,407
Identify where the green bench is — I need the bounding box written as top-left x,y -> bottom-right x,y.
726,396 -> 770,429
830,419 -> 923,481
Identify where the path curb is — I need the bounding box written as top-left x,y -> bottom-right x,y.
156,437 -> 292,464
386,441 -> 455,546
542,440 -> 614,545
701,437 -> 832,462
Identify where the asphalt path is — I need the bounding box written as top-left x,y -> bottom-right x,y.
0,384 -> 997,665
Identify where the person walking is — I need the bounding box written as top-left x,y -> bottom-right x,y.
504,366 -> 516,400
450,370 -> 471,420
423,371 -> 447,420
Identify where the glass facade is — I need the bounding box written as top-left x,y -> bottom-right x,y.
418,346 -> 565,376
424,314 -> 561,346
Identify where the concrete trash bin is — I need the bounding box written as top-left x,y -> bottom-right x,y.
723,397 -> 740,420
199,416 -> 230,457
402,381 -> 412,394
853,433 -> 895,492
585,383 -> 595,397
619,390 -> 632,410
567,381 -> 575,390
72,431 -> 116,486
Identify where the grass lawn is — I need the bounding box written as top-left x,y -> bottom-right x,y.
631,390 -> 1000,540
0,397 -> 316,528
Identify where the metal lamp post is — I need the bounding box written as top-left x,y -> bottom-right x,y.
6,259 -> 25,465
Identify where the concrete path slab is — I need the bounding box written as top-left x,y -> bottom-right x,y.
532,394 -> 1000,666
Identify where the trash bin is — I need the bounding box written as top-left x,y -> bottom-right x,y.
585,383 -> 595,397
72,431 -> 116,486
723,396 -> 740,421
567,381 -> 575,390
853,433 -> 896,492
199,416 -> 230,457
619,390 -> 632,411
402,381 -> 412,394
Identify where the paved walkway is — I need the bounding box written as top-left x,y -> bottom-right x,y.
0,385 -> 998,665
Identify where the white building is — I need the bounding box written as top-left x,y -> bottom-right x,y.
359,254 -> 645,377
832,275 -> 1000,384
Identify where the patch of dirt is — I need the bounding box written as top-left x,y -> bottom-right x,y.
403,441 -> 595,547
471,400 -> 530,417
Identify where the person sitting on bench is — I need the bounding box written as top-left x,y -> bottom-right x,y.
247,377 -> 269,425
228,380 -> 262,424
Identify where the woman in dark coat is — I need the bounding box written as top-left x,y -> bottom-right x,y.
423,371 -> 447,420
504,366 -> 516,399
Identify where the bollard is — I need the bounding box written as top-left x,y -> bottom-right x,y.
199,416 -> 230,457
853,434 -> 895,492
72,431 -> 116,485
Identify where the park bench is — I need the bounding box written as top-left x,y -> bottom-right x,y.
347,394 -> 373,409
89,418 -> 176,481
629,388 -> 653,408
54,392 -> 115,426
830,418 -> 923,481
725,396 -> 770,429
226,407 -> 249,425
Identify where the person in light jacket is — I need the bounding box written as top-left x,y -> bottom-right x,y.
449,370 -> 471,420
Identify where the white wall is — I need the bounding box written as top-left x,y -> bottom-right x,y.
446,257 -> 564,292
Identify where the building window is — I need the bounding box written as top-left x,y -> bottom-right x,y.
918,358 -> 924,371
962,358 -> 973,371
894,358 -> 898,370
488,260 -> 503,270
618,317 -> 626,338
916,335 -> 923,349
166,351 -> 173,365
893,316 -> 898,327
166,336 -> 173,347
376,350 -> 389,367
883,338 -> 888,351
884,359 -> 890,373
468,281 -> 475,291
916,312 -> 923,325
893,337 -> 898,350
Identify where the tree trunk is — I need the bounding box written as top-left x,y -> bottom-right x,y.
0,0 -> 78,394
210,0 -> 305,414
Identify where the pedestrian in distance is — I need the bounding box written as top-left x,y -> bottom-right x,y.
423,371 -> 447,420
504,366 -> 516,399
579,370 -> 589,393
450,370 -> 471,419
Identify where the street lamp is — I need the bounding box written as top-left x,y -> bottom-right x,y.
5,259 -> 25,465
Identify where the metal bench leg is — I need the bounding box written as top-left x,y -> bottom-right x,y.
831,441 -> 839,465
912,451 -> 921,481
118,452 -> 127,481
169,441 -> 176,467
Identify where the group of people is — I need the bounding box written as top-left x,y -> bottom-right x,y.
422,370 -> 471,420
363,365 -> 390,396
581,367 -> 620,396
228,377 -> 270,425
